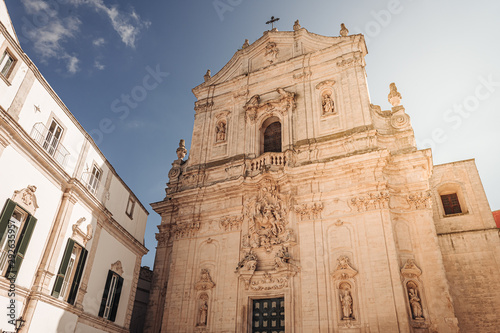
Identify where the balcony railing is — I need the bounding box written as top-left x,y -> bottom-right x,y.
30,122 -> 70,167
247,151 -> 287,172
81,171 -> 101,195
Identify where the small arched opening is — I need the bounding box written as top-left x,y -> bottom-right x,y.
260,117 -> 282,154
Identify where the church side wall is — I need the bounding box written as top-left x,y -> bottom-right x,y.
432,160 -> 500,333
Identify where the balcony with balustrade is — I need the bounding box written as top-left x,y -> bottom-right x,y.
246,151 -> 288,175
30,122 -> 70,167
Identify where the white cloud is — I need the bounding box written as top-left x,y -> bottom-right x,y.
72,0 -> 150,48
65,55 -> 79,74
20,0 -> 81,73
94,60 -> 105,70
93,37 -> 106,47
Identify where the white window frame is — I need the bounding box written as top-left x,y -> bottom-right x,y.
0,50 -> 15,78
59,242 -> 82,301
103,274 -> 119,319
126,196 -> 135,218
43,120 -> 64,157
87,164 -> 102,194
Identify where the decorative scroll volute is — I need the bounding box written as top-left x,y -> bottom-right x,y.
244,88 -> 296,123
332,256 -> 358,280
12,185 -> 38,215
401,259 -> 422,279
195,269 -> 215,291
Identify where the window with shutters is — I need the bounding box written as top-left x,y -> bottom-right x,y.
99,270 -> 124,322
441,193 -> 462,215
0,199 -> 37,280
52,239 -> 88,305
437,183 -> 468,217
0,50 -> 15,79
43,120 -> 64,158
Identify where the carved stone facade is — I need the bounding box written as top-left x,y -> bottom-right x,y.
147,23 -> 500,333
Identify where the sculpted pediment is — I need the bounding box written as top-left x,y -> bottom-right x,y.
192,30 -> 367,94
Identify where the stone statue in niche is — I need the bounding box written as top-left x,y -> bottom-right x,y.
322,92 -> 335,115
408,285 -> 424,320
340,289 -> 354,320
216,121 -> 226,142
198,299 -> 208,326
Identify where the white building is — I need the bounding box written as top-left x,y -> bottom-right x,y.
0,1 -> 148,332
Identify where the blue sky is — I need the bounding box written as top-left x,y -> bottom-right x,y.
5,0 -> 500,267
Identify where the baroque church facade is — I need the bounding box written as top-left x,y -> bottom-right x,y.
146,21 -> 500,333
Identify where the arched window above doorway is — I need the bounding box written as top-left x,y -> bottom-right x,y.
262,120 -> 281,153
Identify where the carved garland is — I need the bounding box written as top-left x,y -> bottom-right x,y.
295,203 -> 323,221
350,191 -> 389,212
219,216 -> 243,231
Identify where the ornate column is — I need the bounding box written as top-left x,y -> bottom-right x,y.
74,219 -> 103,310
0,125 -> 12,158
124,255 -> 142,329
21,188 -> 78,332
143,224 -> 171,333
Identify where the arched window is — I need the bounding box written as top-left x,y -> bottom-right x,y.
263,121 -> 281,153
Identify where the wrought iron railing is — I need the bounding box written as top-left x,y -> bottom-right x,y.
30,122 -> 70,167
81,171 -> 101,195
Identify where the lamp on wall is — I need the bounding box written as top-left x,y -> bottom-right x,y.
15,317 -> 25,332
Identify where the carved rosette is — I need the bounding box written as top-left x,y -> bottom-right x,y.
350,191 -> 389,212
12,185 -> 38,215
295,203 -> 323,221
195,269 -> 215,291
244,88 -> 296,123
332,256 -> 358,280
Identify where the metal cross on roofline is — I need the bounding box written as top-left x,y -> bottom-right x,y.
266,16 -> 280,30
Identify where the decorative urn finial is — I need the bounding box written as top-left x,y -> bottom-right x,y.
176,139 -> 187,160
388,82 -> 402,106
340,23 -> 349,37
242,39 -> 250,49
204,70 -> 211,83
293,20 -> 301,31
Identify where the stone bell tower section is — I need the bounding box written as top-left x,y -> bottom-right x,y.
146,22 -> 465,333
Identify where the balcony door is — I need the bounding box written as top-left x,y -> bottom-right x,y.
43,120 -> 63,157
